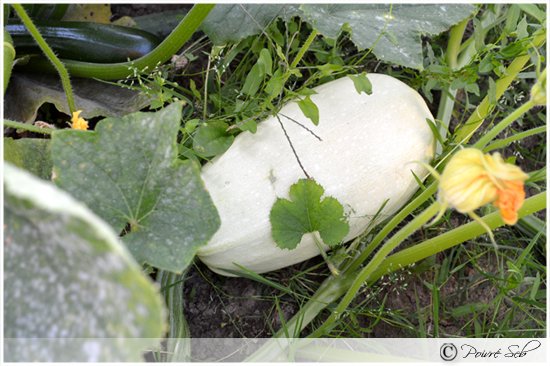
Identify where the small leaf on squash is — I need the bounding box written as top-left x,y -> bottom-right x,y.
296,95 -> 320,126
193,122 -> 235,156
349,72 -> 373,95
270,179 -> 349,250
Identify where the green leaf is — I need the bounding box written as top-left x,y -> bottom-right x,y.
300,4 -> 476,69
242,62 -> 263,96
348,72 -> 373,95
202,4 -> 474,69
517,4 -> 546,23
265,67 -> 284,98
504,4 -> 521,36
296,95 -> 319,126
4,163 -> 165,362
488,76 -> 497,105
201,4 -> 302,46
257,48 -> 273,76
3,137 -> 52,180
317,63 -> 344,77
516,16 -> 529,40
270,179 -> 349,250
51,102 -> 221,272
193,122 -> 235,156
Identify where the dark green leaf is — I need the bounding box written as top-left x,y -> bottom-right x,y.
348,72 -> 373,95
51,102 -> 221,272
193,122 -> 235,156
4,163 -> 165,361
3,137 -> 52,180
300,4 -> 476,69
201,4 -> 303,45
270,179 -> 349,250
296,95 -> 319,126
202,4 -> 475,70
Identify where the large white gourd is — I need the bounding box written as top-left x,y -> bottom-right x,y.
197,74 -> 435,276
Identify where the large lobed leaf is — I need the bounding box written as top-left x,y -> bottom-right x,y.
51,101 -> 220,272
270,179 -> 349,250
4,163 -> 166,362
201,3 -> 476,70
300,4 -> 476,69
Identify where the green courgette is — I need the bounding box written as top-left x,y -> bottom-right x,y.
6,19 -> 162,63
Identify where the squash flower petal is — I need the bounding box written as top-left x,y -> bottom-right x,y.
438,148 -> 529,225
69,110 -> 88,130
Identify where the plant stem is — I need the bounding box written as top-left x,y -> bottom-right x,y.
366,191 -> 546,282
16,4 -> 215,80
311,201 -> 442,337
12,4 -> 76,113
483,125 -> 546,153
3,119 -> 55,135
345,181 -> 438,274
473,99 -> 537,149
289,29 -> 318,69
434,18 -> 468,154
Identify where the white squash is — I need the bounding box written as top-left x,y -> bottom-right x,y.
197,74 -> 435,276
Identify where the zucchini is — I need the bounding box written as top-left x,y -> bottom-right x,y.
6,19 -> 162,63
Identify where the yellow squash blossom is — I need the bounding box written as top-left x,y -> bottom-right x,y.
423,148 -> 529,245
68,110 -> 88,130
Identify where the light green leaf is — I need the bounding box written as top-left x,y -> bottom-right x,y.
270,179 -> 349,250
51,102 -> 221,272
348,72 -> 373,95
297,95 -> 319,126
258,48 -> 273,76
488,77 -> 497,105
193,122 -> 235,156
265,67 -> 284,98
317,63 -> 344,77
242,62 -> 263,96
3,137 -> 52,180
517,4 -> 546,23
300,4 -> 476,69
4,163 -> 165,362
